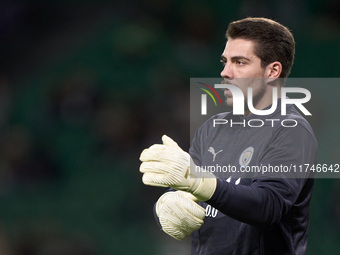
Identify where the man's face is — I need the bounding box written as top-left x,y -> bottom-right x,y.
220,38 -> 267,110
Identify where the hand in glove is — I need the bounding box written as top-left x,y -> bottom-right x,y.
156,191 -> 206,240
140,135 -> 217,201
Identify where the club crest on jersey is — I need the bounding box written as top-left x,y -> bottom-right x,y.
239,146 -> 254,166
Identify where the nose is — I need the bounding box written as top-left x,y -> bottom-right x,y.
220,62 -> 233,79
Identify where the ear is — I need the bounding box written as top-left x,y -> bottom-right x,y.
264,61 -> 282,79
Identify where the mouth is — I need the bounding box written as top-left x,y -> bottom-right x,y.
224,88 -> 232,97
220,79 -> 239,97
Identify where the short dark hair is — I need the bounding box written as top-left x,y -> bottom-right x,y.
226,17 -> 295,79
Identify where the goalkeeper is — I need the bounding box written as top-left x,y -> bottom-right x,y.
140,17 -> 318,255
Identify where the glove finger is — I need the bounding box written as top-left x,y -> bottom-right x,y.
140,162 -> 185,180
158,192 -> 205,240
148,144 -> 168,150
142,172 -> 181,187
156,192 -> 174,216
142,173 -> 169,187
162,135 -> 181,150
140,161 -> 191,189
159,212 -> 188,240
139,144 -> 167,158
162,211 -> 203,233
161,224 -> 186,240
140,148 -> 188,166
162,191 -> 206,219
139,145 -> 174,162
164,194 -> 205,225
140,162 -> 172,174
166,207 -> 204,230
161,207 -> 203,237
182,200 -> 206,219
161,211 -> 183,226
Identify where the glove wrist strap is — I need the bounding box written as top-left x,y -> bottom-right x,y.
189,158 -> 217,201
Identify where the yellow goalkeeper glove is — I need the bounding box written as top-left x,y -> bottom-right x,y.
156,191 -> 206,240
140,135 -> 217,201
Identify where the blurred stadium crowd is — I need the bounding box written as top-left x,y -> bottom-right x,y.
0,0 -> 340,254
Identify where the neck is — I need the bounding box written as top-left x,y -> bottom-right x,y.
244,86 -> 281,116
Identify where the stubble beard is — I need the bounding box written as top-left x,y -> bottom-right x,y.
225,79 -> 267,114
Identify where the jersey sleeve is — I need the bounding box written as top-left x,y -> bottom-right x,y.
189,123 -> 204,166
206,124 -> 318,227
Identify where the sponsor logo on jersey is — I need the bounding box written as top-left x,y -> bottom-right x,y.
208,147 -> 223,162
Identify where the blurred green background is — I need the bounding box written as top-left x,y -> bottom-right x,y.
0,0 -> 339,254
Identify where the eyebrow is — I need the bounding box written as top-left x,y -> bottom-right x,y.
220,55 -> 251,62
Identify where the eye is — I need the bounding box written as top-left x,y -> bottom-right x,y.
236,60 -> 244,65
220,59 -> 226,66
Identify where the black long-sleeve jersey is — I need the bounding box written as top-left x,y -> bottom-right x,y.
188,101 -> 318,255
